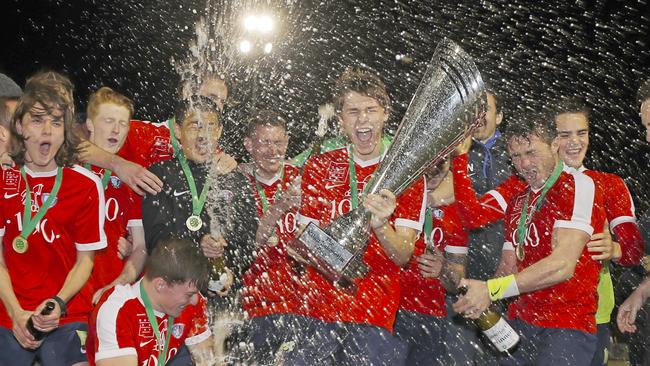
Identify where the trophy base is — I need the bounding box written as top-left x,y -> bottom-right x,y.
290,222 -> 369,293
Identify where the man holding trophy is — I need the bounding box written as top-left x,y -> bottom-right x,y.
288,67 -> 427,365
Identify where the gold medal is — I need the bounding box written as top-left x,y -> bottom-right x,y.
267,234 -> 279,247
12,236 -> 28,254
186,215 -> 203,231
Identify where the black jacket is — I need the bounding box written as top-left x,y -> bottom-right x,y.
142,158 -> 258,308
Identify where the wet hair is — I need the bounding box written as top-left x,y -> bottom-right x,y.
9,73 -> 80,167
180,72 -> 232,108
244,109 -> 287,138
145,237 -> 210,291
0,96 -> 19,129
637,79 -> 650,107
86,86 -> 134,120
550,96 -> 591,120
332,67 -> 390,115
174,95 -> 222,126
504,111 -> 556,146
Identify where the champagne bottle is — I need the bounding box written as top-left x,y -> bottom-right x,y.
457,286 -> 520,355
26,301 -> 56,340
207,224 -> 229,293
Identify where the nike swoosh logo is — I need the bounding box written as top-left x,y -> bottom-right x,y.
173,190 -> 189,197
139,338 -> 155,347
324,184 -> 343,190
4,192 -> 19,199
490,286 -> 501,298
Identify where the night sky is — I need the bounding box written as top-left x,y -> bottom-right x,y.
3,0 -> 650,210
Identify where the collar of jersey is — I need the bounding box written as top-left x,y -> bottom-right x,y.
134,279 -> 165,318
255,168 -> 283,186
23,165 -> 58,178
351,148 -> 386,168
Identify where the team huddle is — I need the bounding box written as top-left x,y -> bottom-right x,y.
0,67 -> 649,366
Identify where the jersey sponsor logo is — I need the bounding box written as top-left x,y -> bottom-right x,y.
171,323 -> 184,339
510,223 -> 541,251
138,316 -> 154,338
173,190 -> 190,197
3,169 -> 20,189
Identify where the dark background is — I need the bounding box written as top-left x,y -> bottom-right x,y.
2,0 -> 650,211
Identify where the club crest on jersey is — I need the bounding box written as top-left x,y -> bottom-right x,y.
433,209 -> 444,219
324,162 -> 348,189
216,189 -> 234,203
41,193 -> 58,207
171,323 -> 184,339
110,176 -> 122,189
3,169 -> 21,189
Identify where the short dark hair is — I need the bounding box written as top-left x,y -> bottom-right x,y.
333,68 -> 390,114
174,95 -> 222,126
505,111 -> 556,146
145,237 -> 210,291
484,86 -> 503,114
244,109 -> 287,137
10,73 -> 80,167
0,96 -> 19,129
551,96 -> 591,120
637,79 -> 650,107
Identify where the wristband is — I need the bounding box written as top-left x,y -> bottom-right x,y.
486,275 -> 520,301
51,296 -> 67,317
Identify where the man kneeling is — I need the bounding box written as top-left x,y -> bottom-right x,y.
90,237 -> 214,366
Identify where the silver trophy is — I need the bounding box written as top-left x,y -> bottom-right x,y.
291,39 -> 485,291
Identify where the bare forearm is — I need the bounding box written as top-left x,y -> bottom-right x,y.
373,224 -> 415,266
513,254 -> 574,294
0,262 -> 22,317
113,247 -> 146,286
440,254 -> 466,293
57,253 -> 94,302
635,276 -> 650,301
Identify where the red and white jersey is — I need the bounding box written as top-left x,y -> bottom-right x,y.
399,203 -> 468,317
86,165 -> 143,294
297,147 -> 426,331
241,163 -> 306,318
90,280 -> 211,366
580,167 -> 643,266
118,120 -> 172,168
0,165 -> 107,328
503,169 -> 605,334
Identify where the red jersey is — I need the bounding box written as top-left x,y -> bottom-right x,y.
90,280 -> 211,366
399,203 -> 468,317
0,165 -> 107,328
580,167 -> 643,266
118,120 -> 172,168
452,153 -> 526,229
241,163 -> 306,318
503,169 -> 605,334
297,147 -> 426,331
86,165 -> 143,293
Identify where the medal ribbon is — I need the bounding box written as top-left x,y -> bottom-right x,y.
140,281 -> 174,366
516,162 -> 564,259
423,207 -> 434,248
83,163 -> 111,190
168,117 -> 210,216
19,167 -> 63,239
347,141 -> 386,209
255,165 -> 285,213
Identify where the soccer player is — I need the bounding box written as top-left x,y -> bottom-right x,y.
83,87 -> 147,304
141,95 -> 257,295
239,110 -> 308,363
551,98 -> 644,365
394,157 -> 468,365
286,68 -> 426,365
0,74 -> 106,365
454,114 -> 606,365
90,237 -> 214,366
78,73 -> 235,196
